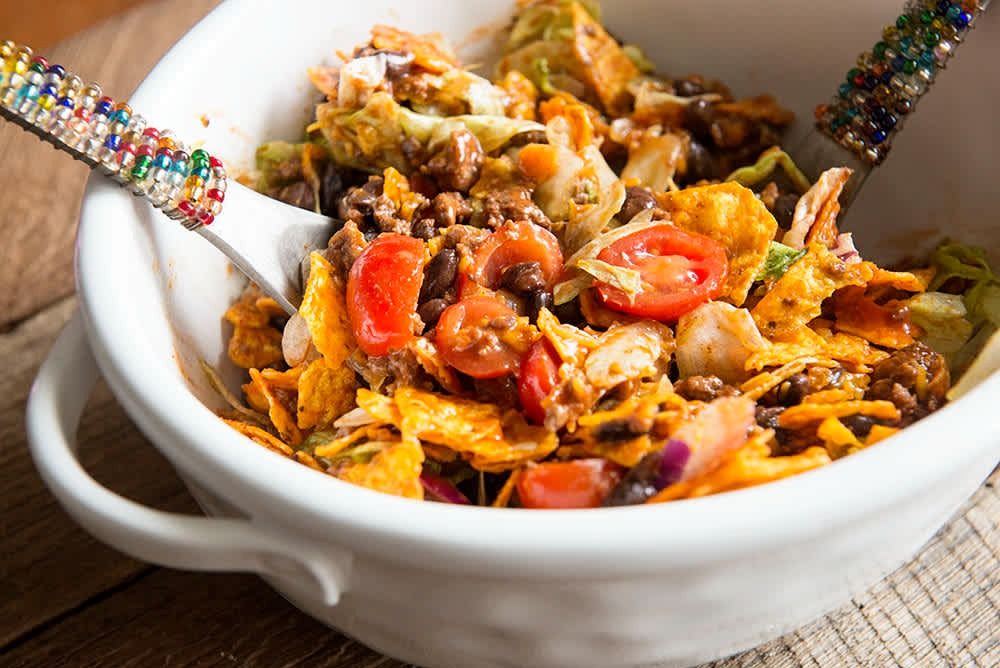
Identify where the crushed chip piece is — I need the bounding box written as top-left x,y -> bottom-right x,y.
338,436 -> 425,499
249,369 -> 303,446
866,424 -> 901,445
222,418 -> 294,457
297,358 -> 357,431
816,416 -> 862,459
300,252 -> 356,367
370,24 -> 458,74
868,267 -> 931,293
752,243 -> 874,341
228,325 -> 284,369
408,337 -> 463,394
740,356 -> 836,400
394,386 -> 505,447
537,307 -> 598,365
778,400 -> 900,429
656,182 -> 777,306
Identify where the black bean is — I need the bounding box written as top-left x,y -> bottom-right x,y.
685,139 -> 718,183
418,298 -> 449,330
842,414 -> 875,438
685,98 -> 715,141
593,417 -> 649,442
318,162 -> 344,217
619,186 -> 656,223
500,262 -> 546,295
275,181 -> 315,211
755,405 -> 785,430
552,299 -> 583,326
527,290 -> 553,323
772,193 -> 800,228
777,373 -> 810,407
419,249 -> 458,302
674,76 -> 705,97
604,451 -> 662,506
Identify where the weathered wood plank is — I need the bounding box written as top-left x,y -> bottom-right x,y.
3,571 -> 402,668
0,0 -> 219,330
0,297 -> 198,648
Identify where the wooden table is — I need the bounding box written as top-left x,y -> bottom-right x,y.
1,2 -> 998,666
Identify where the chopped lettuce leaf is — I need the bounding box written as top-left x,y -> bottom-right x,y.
726,148 -> 812,194
254,141 -> 305,192
533,57 -> 558,95
908,292 -> 975,358
575,258 -> 645,300
314,92 -> 543,173
754,241 -> 807,281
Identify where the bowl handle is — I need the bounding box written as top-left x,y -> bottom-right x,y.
25,310 -> 349,606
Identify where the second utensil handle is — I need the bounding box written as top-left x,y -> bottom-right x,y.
814,0 -> 991,165
0,39 -> 227,230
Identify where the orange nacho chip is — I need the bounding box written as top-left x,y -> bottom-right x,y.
816,416 -> 862,459
656,182 -> 777,306
300,252 -> 356,367
751,243 -> 874,342
868,267 -> 932,293
228,325 -> 283,370
338,436 -> 425,500
394,386 -> 506,447
248,368 -> 303,446
831,285 -> 918,349
866,424 -> 900,445
469,412 -> 559,472
740,356 -> 837,400
370,24 -> 458,74
778,400 -> 900,430
222,418 -> 294,457
297,358 -> 357,431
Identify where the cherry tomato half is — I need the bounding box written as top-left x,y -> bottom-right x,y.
595,225 -> 728,322
517,459 -> 623,509
460,220 -> 564,298
435,296 -> 526,379
518,339 -> 561,425
347,234 -> 425,357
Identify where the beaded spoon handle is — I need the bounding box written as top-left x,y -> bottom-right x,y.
0,40 -> 334,315
794,0 -> 991,211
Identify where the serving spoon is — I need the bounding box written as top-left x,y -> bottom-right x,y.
0,0 -> 990,316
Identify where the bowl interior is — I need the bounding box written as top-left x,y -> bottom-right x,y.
75,0 -> 1000,542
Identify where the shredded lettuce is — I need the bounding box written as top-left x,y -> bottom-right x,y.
620,133 -> 684,193
726,148 -> 812,194
908,292 -> 975,358
754,241 -> 807,281
922,242 -> 1000,377
575,258 -> 645,300
314,92 -> 543,172
532,57 -> 558,95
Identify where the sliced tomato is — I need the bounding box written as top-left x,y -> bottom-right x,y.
347,234 -> 425,357
518,339 -> 561,425
460,220 -> 564,298
435,296 -> 526,379
517,459 -> 623,509
595,225 -> 728,322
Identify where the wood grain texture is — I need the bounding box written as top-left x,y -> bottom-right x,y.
0,0 -> 219,330
0,297 -> 198,649
1,1 -> 998,666
0,0 -> 148,50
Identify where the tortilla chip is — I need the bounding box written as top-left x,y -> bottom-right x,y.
248,369 -> 303,446
469,412 -> 559,472
574,391 -> 687,467
394,387 -> 505,447
569,1 -> 638,115
356,388 -> 403,425
499,70 -> 538,121
370,24 -> 458,74
831,285 -> 916,349
338,436 -> 425,500
816,416 -> 862,459
751,243 -> 874,341
655,182 -> 776,306
537,307 -> 599,365
648,430 -> 830,502
778,400 -> 900,429
297,359 -> 357,431
408,337 -> 463,394
868,267 -> 931,293
803,389 -> 855,404
300,252 -> 356,367
222,418 -> 294,457
228,325 -> 283,370
740,356 -> 836,400
294,450 -> 324,471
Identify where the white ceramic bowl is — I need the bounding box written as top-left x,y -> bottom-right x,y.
26,2 -> 1000,667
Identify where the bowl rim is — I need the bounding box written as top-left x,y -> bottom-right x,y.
76,0 -> 1000,572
